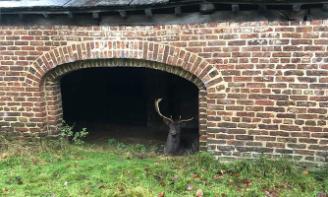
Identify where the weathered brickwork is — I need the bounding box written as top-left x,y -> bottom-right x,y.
0,20 -> 327,164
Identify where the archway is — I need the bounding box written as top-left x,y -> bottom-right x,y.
42,59 -> 207,149
27,41 -> 224,150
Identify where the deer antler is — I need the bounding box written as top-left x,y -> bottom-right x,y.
155,98 -> 173,123
178,116 -> 194,123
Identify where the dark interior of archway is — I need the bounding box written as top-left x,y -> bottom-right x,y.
60,67 -> 199,149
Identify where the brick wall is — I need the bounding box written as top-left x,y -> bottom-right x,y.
0,20 -> 327,164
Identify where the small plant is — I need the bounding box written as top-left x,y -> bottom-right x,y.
107,138 -> 129,150
107,138 -> 126,148
133,144 -> 147,152
58,121 -> 89,145
72,128 -> 88,145
107,138 -> 119,146
58,122 -> 74,141
0,135 -> 9,152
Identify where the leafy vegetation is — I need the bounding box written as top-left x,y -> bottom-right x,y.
58,121 -> 89,145
0,137 -> 327,196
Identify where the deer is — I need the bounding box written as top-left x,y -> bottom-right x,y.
154,98 -> 194,155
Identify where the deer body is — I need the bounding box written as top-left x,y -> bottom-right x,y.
163,121 -> 181,155
154,98 -> 193,155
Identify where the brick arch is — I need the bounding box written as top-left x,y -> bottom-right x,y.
27,40 -> 224,150
25,40 -> 223,89
44,59 -> 206,90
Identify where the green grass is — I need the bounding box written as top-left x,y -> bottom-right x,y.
0,140 -> 327,197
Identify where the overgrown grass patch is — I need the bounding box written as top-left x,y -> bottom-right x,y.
0,140 -> 327,196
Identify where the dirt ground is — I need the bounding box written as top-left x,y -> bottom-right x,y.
73,122 -> 199,150
74,122 -> 168,145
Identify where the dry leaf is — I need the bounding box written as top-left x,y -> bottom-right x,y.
196,189 -> 203,197
186,184 -> 193,191
242,179 -> 252,187
303,170 -> 309,176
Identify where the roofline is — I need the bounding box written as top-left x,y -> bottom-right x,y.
0,0 -> 327,25
1,0 -> 328,11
